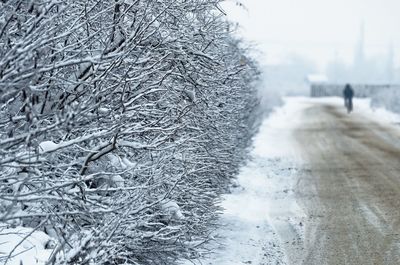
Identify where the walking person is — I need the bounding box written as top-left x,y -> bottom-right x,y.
343,84 -> 354,113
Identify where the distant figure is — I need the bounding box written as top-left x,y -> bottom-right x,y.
343,84 -> 354,113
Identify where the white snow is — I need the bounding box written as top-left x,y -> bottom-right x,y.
38,130 -> 109,154
184,96 -> 400,265
253,97 -> 307,159
161,200 -> 185,221
356,98 -> 400,124
9,97 -> 400,265
38,141 -> 58,153
182,97 -> 308,265
0,224 -> 53,265
110,175 -> 125,188
121,157 -> 136,169
291,96 -> 400,125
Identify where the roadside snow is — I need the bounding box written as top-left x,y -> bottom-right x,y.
183,98 -> 308,265
207,157 -> 300,265
184,96 -> 400,265
356,98 -> 400,124
7,97 -> 400,265
295,97 -> 400,125
0,224 -> 53,265
253,97 -> 307,159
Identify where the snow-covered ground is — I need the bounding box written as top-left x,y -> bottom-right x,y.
0,224 -> 53,265
303,97 -> 400,125
353,98 -> 400,124
184,97 -> 400,265
182,97 -> 308,265
2,97 -> 400,265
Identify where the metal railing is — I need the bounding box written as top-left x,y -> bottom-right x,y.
310,84 -> 400,98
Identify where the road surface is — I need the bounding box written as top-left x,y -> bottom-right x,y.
288,100 -> 400,264
189,98 -> 400,265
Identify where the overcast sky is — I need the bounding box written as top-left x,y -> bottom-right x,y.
222,0 -> 400,69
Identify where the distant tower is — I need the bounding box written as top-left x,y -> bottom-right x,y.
331,49 -> 339,83
353,21 -> 366,82
354,22 -> 365,67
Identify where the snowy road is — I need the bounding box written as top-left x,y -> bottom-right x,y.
187,97 -> 400,265
287,98 -> 400,264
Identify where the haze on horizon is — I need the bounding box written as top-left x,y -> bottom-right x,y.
223,0 -> 400,71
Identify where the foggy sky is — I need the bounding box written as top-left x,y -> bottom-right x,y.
222,0 -> 400,69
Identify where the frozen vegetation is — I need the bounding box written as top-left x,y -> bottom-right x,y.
370,86 -> 400,115
0,1 -> 261,264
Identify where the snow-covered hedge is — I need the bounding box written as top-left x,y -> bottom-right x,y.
370,86 -> 400,114
0,1 -> 259,264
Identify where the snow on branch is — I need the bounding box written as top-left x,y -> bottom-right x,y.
0,0 -> 260,264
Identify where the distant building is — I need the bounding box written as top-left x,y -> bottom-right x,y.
307,74 -> 330,97
306,74 -> 328,85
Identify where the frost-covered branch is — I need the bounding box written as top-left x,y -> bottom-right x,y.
0,0 -> 260,264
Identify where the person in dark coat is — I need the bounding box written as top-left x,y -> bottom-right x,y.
343,84 -> 354,113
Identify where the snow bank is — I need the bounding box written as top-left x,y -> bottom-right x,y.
0,225 -> 53,265
184,96 -> 400,265
370,87 -> 400,115
38,141 -> 58,153
356,98 -> 400,124
182,98 -> 310,265
204,157 -> 300,265
253,97 -> 309,159
161,200 -> 185,221
296,96 -> 400,125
